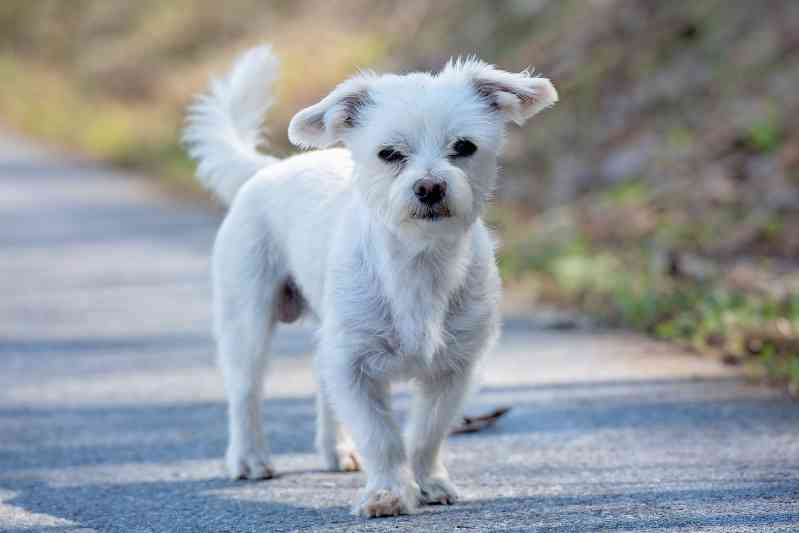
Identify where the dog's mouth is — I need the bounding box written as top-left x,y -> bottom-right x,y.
409,204 -> 452,221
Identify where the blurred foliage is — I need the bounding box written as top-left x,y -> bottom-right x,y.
1,0 -> 797,391
494,204 -> 799,394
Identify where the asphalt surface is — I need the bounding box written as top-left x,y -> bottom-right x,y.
1,132 -> 798,532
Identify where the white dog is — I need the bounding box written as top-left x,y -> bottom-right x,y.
183,45 -> 557,518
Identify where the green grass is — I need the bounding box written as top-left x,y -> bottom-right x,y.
746,113 -> 782,154
0,53 -> 191,185
500,228 -> 799,394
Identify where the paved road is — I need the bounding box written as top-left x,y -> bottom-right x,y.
1,133 -> 797,533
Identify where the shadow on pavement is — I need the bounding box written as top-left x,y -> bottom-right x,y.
2,377 -> 798,530
3,468 -> 798,532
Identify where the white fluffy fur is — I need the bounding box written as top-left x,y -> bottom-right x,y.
183,45 -> 280,204
183,45 -> 557,518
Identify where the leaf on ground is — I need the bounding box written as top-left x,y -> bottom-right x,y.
450,406 -> 512,435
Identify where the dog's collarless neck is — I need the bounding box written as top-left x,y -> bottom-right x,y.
363,218 -> 474,361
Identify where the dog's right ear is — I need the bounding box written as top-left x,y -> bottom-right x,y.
288,75 -> 374,149
442,57 -> 558,126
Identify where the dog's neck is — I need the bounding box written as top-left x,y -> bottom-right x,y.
362,206 -> 474,362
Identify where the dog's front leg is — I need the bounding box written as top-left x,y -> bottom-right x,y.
406,369 -> 473,505
322,359 -> 419,517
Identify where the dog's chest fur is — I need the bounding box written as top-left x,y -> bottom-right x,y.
327,217 -> 492,379
377,235 -> 469,363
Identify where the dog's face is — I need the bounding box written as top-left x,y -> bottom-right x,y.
288,59 -> 557,240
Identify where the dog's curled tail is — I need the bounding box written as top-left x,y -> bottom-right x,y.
183,45 -> 280,205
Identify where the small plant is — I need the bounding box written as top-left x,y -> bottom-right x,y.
746,115 -> 781,154
501,226 -> 799,394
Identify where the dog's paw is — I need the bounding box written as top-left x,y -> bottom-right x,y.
322,445 -> 361,472
418,476 -> 459,505
353,481 -> 420,518
226,446 -> 275,480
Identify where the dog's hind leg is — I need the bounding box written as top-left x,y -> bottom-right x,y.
315,379 -> 360,472
213,212 -> 280,480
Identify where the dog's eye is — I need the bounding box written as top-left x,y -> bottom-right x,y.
378,147 -> 406,164
451,139 -> 477,158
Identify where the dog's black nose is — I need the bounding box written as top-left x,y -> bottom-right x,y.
413,178 -> 447,205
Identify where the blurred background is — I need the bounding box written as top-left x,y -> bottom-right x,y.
1,0 -> 797,391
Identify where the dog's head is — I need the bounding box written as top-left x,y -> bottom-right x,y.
288,58 -> 557,240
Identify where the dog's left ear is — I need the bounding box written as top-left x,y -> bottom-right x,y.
448,59 -> 558,126
288,75 -> 374,149
473,68 -> 558,126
